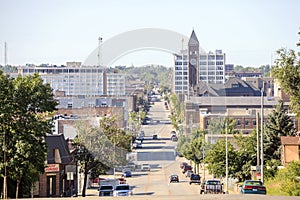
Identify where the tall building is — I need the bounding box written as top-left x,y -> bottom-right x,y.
19,64 -> 125,96
199,50 -> 225,84
173,52 -> 188,95
173,31 -> 226,95
188,30 -> 199,88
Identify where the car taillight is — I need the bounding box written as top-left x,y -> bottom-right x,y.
258,187 -> 266,190
244,185 -> 253,189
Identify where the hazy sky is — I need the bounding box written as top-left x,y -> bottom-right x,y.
0,0 -> 299,67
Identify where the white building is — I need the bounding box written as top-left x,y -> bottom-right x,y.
19,64 -> 125,96
173,52 -> 188,94
199,50 -> 225,84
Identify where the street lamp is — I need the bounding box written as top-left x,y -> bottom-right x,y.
260,83 -> 265,183
225,115 -> 228,194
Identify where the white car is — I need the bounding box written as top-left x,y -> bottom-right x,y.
141,164 -> 150,171
113,184 -> 132,196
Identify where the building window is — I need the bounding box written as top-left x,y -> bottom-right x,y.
237,119 -> 241,126
253,120 -> 256,126
245,120 -> 249,126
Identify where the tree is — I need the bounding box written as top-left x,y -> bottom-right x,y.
74,116 -> 132,197
264,100 -> 296,161
204,139 -> 238,179
0,72 -> 58,198
271,31 -> 300,117
277,160 -> 300,196
234,131 -> 258,181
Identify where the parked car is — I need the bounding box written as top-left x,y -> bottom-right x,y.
200,179 -> 224,194
113,184 -> 132,196
180,162 -> 188,169
182,165 -> 192,174
185,170 -> 194,177
127,162 -> 136,171
171,135 -> 178,141
189,174 -> 201,185
136,143 -> 142,149
122,171 -> 132,178
139,131 -> 145,137
169,174 -> 179,183
240,180 -> 266,195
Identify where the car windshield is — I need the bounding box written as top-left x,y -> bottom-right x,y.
245,181 -> 263,186
100,186 -> 113,190
115,185 -> 130,190
207,181 -> 221,185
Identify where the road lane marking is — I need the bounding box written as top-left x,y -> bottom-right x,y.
144,171 -> 150,193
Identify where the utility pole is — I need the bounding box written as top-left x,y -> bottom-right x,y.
225,116 -> 228,194
260,82 -> 265,183
256,112 -> 260,167
3,42 -> 8,199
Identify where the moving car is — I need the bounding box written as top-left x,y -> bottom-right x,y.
189,174 -> 201,185
169,174 -> 179,183
113,184 -> 132,196
141,163 -> 151,171
117,178 -> 126,184
240,180 -> 266,195
122,171 -> 132,178
200,179 -> 224,194
152,134 -> 158,139
99,185 -> 114,196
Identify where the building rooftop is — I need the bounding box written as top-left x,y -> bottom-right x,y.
281,136 -> 300,145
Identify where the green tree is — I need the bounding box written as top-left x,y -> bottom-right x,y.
278,160 -> 300,196
204,139 -> 238,178
271,31 -> 300,116
234,131 -> 257,181
264,100 -> 296,161
168,93 -> 184,130
74,116 -> 132,197
0,72 -> 57,198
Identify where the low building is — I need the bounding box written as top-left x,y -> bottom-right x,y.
280,136 -> 300,165
38,134 -> 75,197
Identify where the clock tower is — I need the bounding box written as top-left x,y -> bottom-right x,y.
188,30 -> 199,89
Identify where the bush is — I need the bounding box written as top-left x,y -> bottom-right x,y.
277,160 -> 300,196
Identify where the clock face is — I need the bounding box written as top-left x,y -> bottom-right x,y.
190,58 -> 197,65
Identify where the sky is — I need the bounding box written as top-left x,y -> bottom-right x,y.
0,0 -> 299,67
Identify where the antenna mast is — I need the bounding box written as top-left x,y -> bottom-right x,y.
97,37 -> 102,67
4,42 -> 7,67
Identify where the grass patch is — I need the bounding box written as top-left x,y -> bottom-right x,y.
264,179 -> 289,196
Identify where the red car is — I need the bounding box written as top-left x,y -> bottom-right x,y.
182,165 -> 192,174
117,177 -> 127,184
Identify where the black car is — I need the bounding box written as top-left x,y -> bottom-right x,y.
189,174 -> 201,185
169,174 -> 179,183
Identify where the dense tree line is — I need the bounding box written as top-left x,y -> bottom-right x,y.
0,71 -> 57,198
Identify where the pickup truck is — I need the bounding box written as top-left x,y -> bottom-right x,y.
200,179 -> 224,194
